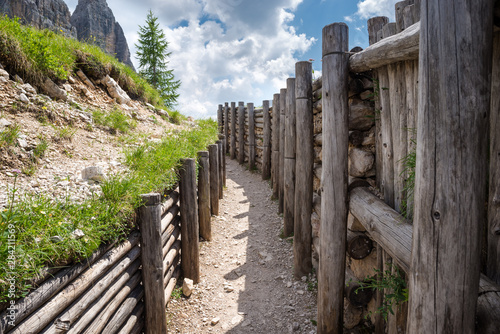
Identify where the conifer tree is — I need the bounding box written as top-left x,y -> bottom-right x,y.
135,10 -> 180,107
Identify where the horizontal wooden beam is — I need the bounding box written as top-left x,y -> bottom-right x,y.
349,22 -> 420,73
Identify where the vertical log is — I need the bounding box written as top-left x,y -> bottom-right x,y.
217,104 -> 223,134
217,140 -> 223,200
407,1 -> 493,332
413,0 -> 421,22
368,17 -> 389,45
238,102 -> 245,164
284,78 -> 296,237
198,151 -> 211,241
294,62 -> 313,279
488,32 -> 500,284
262,100 -> 272,180
272,94 -> 280,199
138,193 -> 167,334
224,102 -> 229,154
395,1 -> 410,32
318,22 -> 349,334
279,88 -> 287,214
180,158 -> 200,284
208,144 -> 219,216
374,245 -> 385,334
230,102 -> 236,159
219,134 -> 226,187
248,103 -> 256,170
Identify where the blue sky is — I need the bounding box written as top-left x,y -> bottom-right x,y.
64,0 -> 399,118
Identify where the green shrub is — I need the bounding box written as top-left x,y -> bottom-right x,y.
0,124 -> 19,148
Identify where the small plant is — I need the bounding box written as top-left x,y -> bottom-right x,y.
171,287 -> 183,300
33,136 -> 49,159
400,135 -> 416,219
355,264 -> 408,321
54,125 -> 77,142
0,124 -> 20,148
92,108 -> 136,134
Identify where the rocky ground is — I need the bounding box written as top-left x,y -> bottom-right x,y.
166,159 -> 318,334
0,65 -> 184,208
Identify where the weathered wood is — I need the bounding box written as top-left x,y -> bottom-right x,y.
230,102 -> 236,159
129,318 -> 144,334
217,104 -> 223,134
374,245 -> 385,334
164,252 -> 179,289
81,272 -> 142,334
395,1 -> 410,32
279,88 -> 287,214
165,266 -> 181,304
272,94 -> 280,199
345,268 -> 374,308
248,103 -> 256,170
137,193 -> 167,334
45,247 -> 141,333
0,242 -> 115,333
408,1 -> 493,332
198,151 -> 211,241
318,22 -> 349,334
403,5 -> 417,29
163,231 -> 181,268
162,217 -> 180,256
219,134 -> 226,187
116,303 -> 143,334
488,32 -> 500,284
161,190 -> 179,218
476,276 -> 500,334
10,233 -> 140,334
161,203 -> 179,235
101,284 -> 144,334
284,78 -> 296,237
347,231 -> 373,260
209,144 -> 219,216
238,102 -> 245,164
224,102 -> 229,154
294,62 -> 313,279
217,140 -> 223,199
349,22 -> 420,73
180,158 -> 200,284
368,16 -> 389,45
262,100 -> 272,180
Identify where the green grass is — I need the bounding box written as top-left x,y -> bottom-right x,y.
0,124 -> 20,149
0,119 -> 218,302
92,107 -> 137,134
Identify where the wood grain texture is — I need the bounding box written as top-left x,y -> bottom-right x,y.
293,62 -> 313,279
318,22 -> 349,334
198,151 -> 211,241
238,102 -> 245,164
217,104 -> 223,134
407,1 -> 493,332
224,102 -> 229,153
217,140 -> 223,199
279,89 -> 287,214
272,94 -> 280,200
219,134 -> 226,188
248,103 -> 256,170
284,78 -> 296,237
230,102 -> 236,159
262,100 -> 272,180
209,144 -> 219,216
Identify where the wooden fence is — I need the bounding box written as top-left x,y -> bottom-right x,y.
0,143 -> 226,333
218,0 -> 500,332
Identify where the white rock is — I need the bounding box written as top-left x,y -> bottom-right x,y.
183,278 -> 194,297
50,236 -> 64,243
22,84 -> 37,95
18,93 -> 29,104
102,75 -> 131,105
62,84 -> 73,92
76,70 -> 95,89
17,137 -> 28,148
0,118 -> 11,129
211,317 -> 220,326
348,148 -> 374,177
42,78 -> 68,101
81,166 -> 105,182
72,229 -> 85,239
0,69 -> 9,79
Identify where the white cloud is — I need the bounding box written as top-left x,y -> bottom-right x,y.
356,0 -> 398,20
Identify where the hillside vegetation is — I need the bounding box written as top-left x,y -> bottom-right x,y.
0,15 -> 218,303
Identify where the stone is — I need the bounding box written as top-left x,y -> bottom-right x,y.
42,78 -> 68,101
81,166 -> 105,182
0,69 -> 9,80
349,100 -> 374,131
292,322 -> 300,331
50,236 -> 64,243
0,118 -> 12,129
76,70 -> 95,89
360,90 -> 373,100
68,76 -> 76,84
62,84 -> 73,92
156,109 -> 169,117
22,83 -> 37,95
183,278 -> 194,297
343,297 -> 363,329
72,229 -> 85,239
348,148 -> 374,178
18,93 -> 29,104
348,213 -> 366,232
13,74 -> 23,84
17,137 -> 28,148
102,75 -> 130,105
210,317 -> 220,326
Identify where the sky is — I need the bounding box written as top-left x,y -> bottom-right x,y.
64,0 -> 399,119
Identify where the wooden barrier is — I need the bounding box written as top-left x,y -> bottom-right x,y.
198,151 -> 211,241
262,100 -> 271,180
209,144 -> 219,216
284,78 -> 296,237
217,104 -> 223,134
238,102 -> 245,164
318,22 -> 349,333
217,140 -> 223,199
279,88 -> 286,214
230,102 -> 236,159
224,102 -> 229,154
272,93 -> 280,199
248,103 -> 256,170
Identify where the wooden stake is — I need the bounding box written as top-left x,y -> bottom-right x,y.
279,88 -> 287,214
219,134 -> 227,187
238,102 -> 245,164
198,151 -> 211,241
224,102 -> 229,154
180,158 -> 200,284
408,1 -> 493,330
318,22 -> 349,334
248,103 -> 256,170
230,102 -> 236,159
294,62 -> 313,279
208,144 -> 219,216
272,93 -> 280,199
284,78 -> 296,237
262,100 -> 272,180
217,104 -> 223,134
217,140 -> 223,199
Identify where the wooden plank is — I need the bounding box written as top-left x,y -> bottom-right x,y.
395,1 -> 410,32
161,203 -> 179,235
219,134 -> 226,187
407,1 -> 493,332
224,102 -> 229,154
294,61 -> 313,278
217,140 -> 223,199
165,266 -> 181,305
101,284 -> 144,334
284,78 -> 296,237
349,22 -> 420,73
217,104 -> 223,134
161,190 -> 179,217
262,100 -> 272,180
318,22 -> 349,334
115,303 -> 143,334
272,94 -> 280,199
180,158 -> 200,283
248,103 -> 256,170
230,102 -> 236,159
209,144 -> 219,216
198,151 -> 211,241
238,102 -> 245,164
279,89 -> 287,214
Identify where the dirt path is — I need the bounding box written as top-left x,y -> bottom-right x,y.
167,158 -> 317,333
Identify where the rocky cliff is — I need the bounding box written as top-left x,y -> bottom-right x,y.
70,0 -> 135,70
0,0 -> 77,38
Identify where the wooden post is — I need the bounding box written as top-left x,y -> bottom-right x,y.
230,102 -> 236,159
318,22 -> 349,334
395,1 -> 410,32
137,194 -> 167,333
180,159 -> 200,284
217,140 -> 223,199
262,100 -> 271,180
272,93 -> 280,199
238,102 -> 245,164
279,88 -> 287,214
219,134 -> 226,187
224,102 -> 229,154
248,103 -> 256,170
217,104 -> 223,134
407,1 -> 493,332
198,151 -> 211,241
284,78 -> 296,237
294,62 -> 313,279
208,144 -> 219,216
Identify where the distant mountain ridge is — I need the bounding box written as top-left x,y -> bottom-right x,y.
0,0 -> 134,70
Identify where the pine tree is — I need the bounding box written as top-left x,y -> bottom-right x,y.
135,10 -> 180,107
